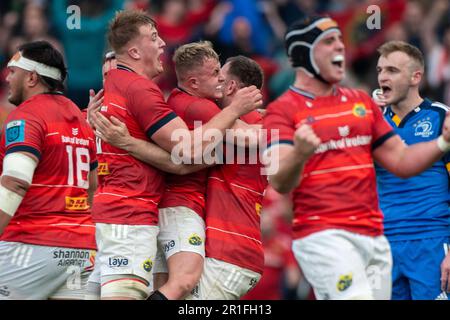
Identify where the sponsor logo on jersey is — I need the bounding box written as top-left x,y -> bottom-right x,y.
61,135 -> 89,146
142,259 -> 153,272
164,240 -> 176,253
188,234 -> 203,246
337,273 -> 353,292
65,196 -> 89,211
72,128 -> 79,136
255,203 -> 262,216
338,125 -> 350,137
97,162 -> 110,175
53,249 -> 90,267
413,118 -> 434,138
5,120 -> 25,146
315,135 -> 372,154
108,256 -> 129,268
352,103 -> 367,117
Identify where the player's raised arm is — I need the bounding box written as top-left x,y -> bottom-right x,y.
266,124 -> 321,194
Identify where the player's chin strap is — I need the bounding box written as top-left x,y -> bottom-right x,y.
7,51 -> 62,81
0,153 -> 37,217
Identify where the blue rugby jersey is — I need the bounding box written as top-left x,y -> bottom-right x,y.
376,98 -> 450,240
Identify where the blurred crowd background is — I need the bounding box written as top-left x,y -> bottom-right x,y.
0,0 -> 449,300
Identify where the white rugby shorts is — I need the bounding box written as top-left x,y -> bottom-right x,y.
292,228 -> 392,300
0,241 -> 95,300
153,206 -> 205,274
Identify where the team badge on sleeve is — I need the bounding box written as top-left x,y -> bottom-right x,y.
5,120 -> 25,146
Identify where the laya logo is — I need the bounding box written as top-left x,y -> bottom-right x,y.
164,240 -> 176,253
108,256 -> 129,268
414,119 -> 433,138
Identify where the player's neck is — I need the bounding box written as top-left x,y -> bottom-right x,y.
391,91 -> 423,119
115,58 -> 149,79
293,72 -> 335,97
177,83 -> 207,99
24,85 -> 50,102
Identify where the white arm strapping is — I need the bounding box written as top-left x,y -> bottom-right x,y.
3,153 -> 38,184
0,153 -> 38,217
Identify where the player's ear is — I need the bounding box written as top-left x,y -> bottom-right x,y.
27,71 -> 40,88
411,70 -> 422,86
188,76 -> 198,89
227,79 -> 238,95
127,46 -> 140,60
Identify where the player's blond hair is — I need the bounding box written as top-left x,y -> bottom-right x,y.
108,10 -> 156,54
377,41 -> 424,71
173,41 -> 219,81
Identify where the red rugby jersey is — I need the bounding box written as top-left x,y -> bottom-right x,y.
159,88 -> 221,219
92,67 -> 177,225
263,86 -> 395,239
205,111 -> 267,274
0,93 -> 97,249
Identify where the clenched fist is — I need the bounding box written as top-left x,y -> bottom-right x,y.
293,124 -> 321,159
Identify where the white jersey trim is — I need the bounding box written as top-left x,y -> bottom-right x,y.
303,163 -> 374,178
208,177 -> 264,196
206,226 -> 262,245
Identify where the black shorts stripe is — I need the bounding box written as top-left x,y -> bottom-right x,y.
6,145 -> 41,159
372,131 -> 396,151
146,112 -> 178,139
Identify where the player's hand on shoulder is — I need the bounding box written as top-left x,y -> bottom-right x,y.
92,113 -> 131,150
293,124 -> 321,159
86,89 -> 104,128
230,85 -> 263,116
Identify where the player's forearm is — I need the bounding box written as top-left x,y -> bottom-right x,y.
389,140 -> 444,178
122,136 -> 209,174
269,149 -> 307,194
189,106 -> 241,159
225,121 -> 261,148
0,212 -> 12,236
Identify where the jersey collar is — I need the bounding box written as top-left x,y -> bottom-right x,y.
117,64 -> 136,73
386,99 -> 431,128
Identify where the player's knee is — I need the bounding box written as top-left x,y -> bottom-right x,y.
101,278 -> 149,300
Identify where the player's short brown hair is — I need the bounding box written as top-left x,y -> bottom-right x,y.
108,10 -> 156,54
173,41 -> 219,81
377,41 -> 424,71
225,55 -> 264,89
